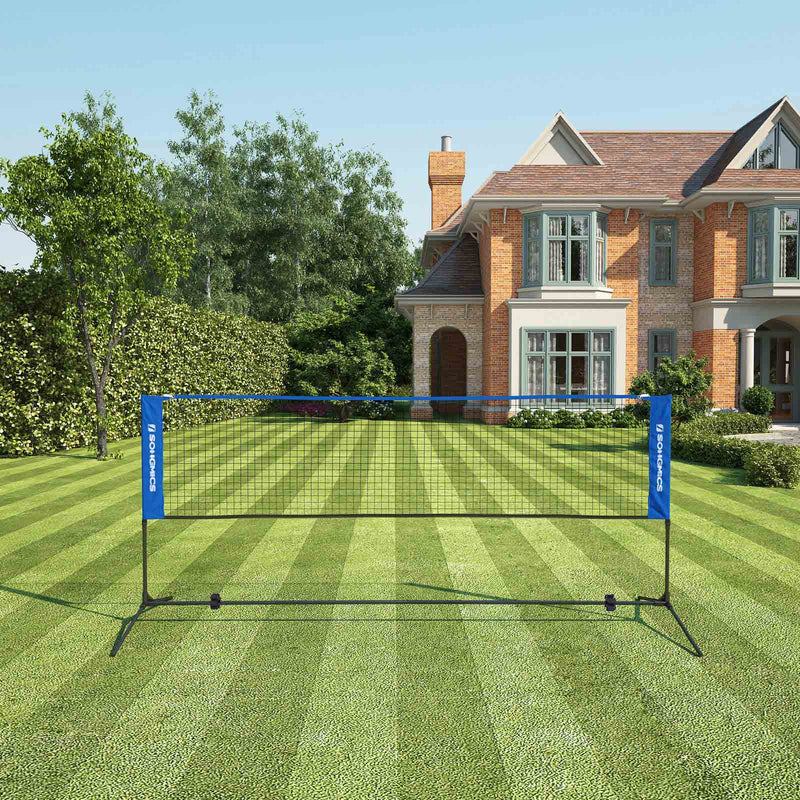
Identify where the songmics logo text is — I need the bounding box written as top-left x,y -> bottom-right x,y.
147,423 -> 157,492
655,423 -> 664,492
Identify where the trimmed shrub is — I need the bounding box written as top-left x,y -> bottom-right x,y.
672,431 -> 755,468
744,445 -> 800,488
741,385 -> 775,416
0,270 -> 289,455
506,407 -> 554,429
608,407 -> 643,428
552,409 -> 585,429
355,400 -> 396,420
580,409 -> 611,428
687,412 -> 772,436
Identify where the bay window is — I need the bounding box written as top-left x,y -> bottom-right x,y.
748,205 -> 800,283
524,211 -> 608,287
523,328 -> 614,402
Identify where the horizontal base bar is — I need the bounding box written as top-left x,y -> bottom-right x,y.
161,514 -> 651,521
143,598 -> 667,607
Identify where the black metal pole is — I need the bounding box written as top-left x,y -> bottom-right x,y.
142,519 -> 149,604
664,518 -> 671,602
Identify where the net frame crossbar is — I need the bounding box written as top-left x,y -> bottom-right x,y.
111,393 -> 702,657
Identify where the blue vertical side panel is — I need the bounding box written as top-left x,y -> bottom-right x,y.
141,396 -> 165,520
647,394 -> 671,520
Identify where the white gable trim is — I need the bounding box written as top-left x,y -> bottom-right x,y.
728,96 -> 800,169
517,112 -> 605,167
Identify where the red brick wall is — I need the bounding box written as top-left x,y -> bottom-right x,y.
428,151 -> 465,229
692,329 -> 738,407
693,202 -> 748,301
482,209 -> 523,396
606,209 -> 640,390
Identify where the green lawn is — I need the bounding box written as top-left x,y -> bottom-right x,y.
1,420 -> 800,799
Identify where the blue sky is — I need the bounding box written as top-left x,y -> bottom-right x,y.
1,0 -> 797,268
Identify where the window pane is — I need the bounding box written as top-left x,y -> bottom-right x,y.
754,209 -> 770,235
548,216 -> 566,237
758,127 -> 776,169
743,153 -> 756,170
549,356 -> 567,394
570,356 -> 588,394
754,235 -> 768,280
570,239 -> 588,281
549,239 -> 566,281
654,246 -> 672,281
550,332 -> 567,352
593,332 -> 610,352
571,332 -> 588,351
527,332 -> 545,352
780,209 -> 798,231
527,215 -> 541,283
654,333 -> 673,355
779,127 -> 799,169
592,356 -> 610,394
780,234 -> 798,278
595,214 -> 606,239
778,338 -> 792,384
570,215 -> 589,236
527,356 -> 544,394
595,238 -> 604,284
654,223 -> 673,244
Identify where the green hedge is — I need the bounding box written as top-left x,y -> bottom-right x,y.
672,428 -> 800,488
506,405 -> 644,430
685,412 -> 772,436
0,270 -> 289,455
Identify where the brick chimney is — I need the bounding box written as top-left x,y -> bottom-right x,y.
428,135 -> 465,229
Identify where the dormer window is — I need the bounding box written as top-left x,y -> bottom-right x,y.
524,210 -> 607,287
743,123 -> 800,169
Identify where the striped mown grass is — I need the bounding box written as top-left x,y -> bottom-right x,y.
1,419 -> 799,799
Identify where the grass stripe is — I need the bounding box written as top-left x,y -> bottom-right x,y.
395,430 -> 510,799
284,517 -> 398,799
515,518 -> 797,797
475,517 -> 711,799
435,515 -> 617,799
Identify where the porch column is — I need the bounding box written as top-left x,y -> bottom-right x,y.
411,305 -> 433,419
740,328 -> 756,404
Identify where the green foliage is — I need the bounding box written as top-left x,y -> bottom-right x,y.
165,90 -> 247,313
506,407 -> 554,429
673,426 -> 800,487
0,113 -> 194,456
230,113 -> 418,323
552,409 -> 585,429
355,400 -> 396,420
741,385 -> 775,416
506,406 -> 641,429
287,296 -> 396,398
686,412 -> 772,436
607,407 -> 644,428
0,270 -> 288,455
629,351 -> 713,426
744,446 -> 800,488
580,409 -> 613,428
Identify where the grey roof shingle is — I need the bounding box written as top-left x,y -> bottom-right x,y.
400,236 -> 483,297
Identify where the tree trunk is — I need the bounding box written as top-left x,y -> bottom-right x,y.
95,389 -> 108,458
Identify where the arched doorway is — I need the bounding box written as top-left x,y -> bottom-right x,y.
430,327 -> 467,415
754,319 -> 799,420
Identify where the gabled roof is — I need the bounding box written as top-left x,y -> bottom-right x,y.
477,131 -> 733,201
517,112 -> 604,166
701,97 -> 793,185
399,236 -> 483,297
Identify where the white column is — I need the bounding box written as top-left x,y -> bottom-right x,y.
740,328 -> 756,404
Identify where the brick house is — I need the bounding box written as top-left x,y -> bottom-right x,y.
395,98 -> 800,422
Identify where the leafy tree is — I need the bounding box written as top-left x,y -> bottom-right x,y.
629,351 -> 713,426
230,113 -> 417,322
287,297 -> 396,419
166,90 -> 246,313
67,90 -> 124,136
0,119 -> 193,457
